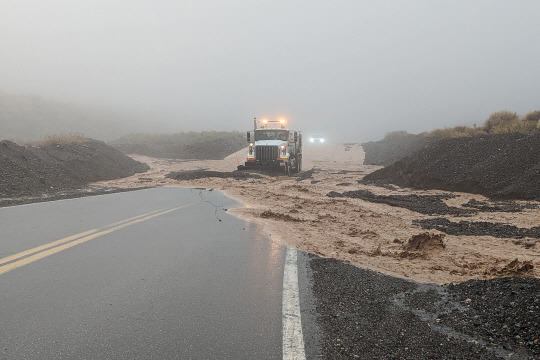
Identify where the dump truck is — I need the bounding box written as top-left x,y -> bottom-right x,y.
237,117 -> 302,176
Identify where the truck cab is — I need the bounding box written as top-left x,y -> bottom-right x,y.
238,118 -> 302,175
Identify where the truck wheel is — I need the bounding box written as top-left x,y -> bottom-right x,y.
285,162 -> 291,176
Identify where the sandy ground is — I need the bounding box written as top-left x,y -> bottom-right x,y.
94,143 -> 540,284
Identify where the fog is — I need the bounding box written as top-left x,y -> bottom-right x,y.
2,1 -> 540,142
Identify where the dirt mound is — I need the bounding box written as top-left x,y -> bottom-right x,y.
362,133 -> 434,166
0,139 -> 148,198
259,210 -> 304,222
363,133 -> 540,200
403,232 -> 446,252
486,259 -> 534,276
166,170 -> 262,181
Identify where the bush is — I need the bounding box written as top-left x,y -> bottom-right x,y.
483,111 -> 520,133
524,110 -> 540,123
427,126 -> 486,138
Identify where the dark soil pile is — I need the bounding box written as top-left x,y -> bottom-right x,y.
166,170 -> 262,181
413,218 -> 540,239
442,277 -> 540,357
296,168 -> 315,182
308,254 -> 540,359
362,133 -> 434,166
463,199 -> 538,213
327,189 -> 472,216
363,133 -> 540,200
0,140 -> 148,198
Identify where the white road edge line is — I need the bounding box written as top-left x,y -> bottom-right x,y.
282,247 -> 306,360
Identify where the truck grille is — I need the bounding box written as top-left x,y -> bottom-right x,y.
255,146 -> 279,160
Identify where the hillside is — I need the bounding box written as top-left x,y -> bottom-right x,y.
111,132 -> 246,160
0,139 -> 148,200
363,133 -> 540,200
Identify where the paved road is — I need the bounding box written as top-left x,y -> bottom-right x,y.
0,187 -> 289,359
3,186 -> 531,359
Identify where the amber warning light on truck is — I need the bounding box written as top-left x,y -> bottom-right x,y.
238,116 -> 301,176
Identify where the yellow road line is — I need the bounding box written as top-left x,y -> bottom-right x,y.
0,203 -> 197,276
0,209 -> 163,267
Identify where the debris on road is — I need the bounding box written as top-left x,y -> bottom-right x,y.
413,218 -> 540,239
327,189 -> 472,216
308,254 -> 540,359
166,170 -> 262,181
403,232 -> 446,252
91,143 -> 540,284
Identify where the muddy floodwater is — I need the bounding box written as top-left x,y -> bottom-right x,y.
95,143 -> 540,284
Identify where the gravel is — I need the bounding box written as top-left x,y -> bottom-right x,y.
362,133 -> 540,200
463,199 -> 539,213
413,218 -> 540,239
443,277 -> 540,358
309,254 -> 539,359
326,189 -> 472,216
0,140 -> 148,199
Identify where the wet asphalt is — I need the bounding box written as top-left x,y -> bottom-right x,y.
1,187 -> 536,359
0,188 -> 284,359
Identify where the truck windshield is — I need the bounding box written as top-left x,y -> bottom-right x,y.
255,130 -> 288,141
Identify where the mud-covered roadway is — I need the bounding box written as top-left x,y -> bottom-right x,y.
95,143 -> 540,285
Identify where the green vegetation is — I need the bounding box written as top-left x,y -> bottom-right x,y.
425,110 -> 540,138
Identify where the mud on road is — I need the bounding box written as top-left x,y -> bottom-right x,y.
94,143 -> 540,285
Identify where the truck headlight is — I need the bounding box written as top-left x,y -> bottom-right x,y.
249,143 -> 253,155
280,145 -> 286,156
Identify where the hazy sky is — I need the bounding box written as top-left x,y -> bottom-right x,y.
2,1 -> 540,142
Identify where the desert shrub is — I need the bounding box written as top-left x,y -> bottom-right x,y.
523,110 -> 540,132
426,126 -> 486,138
517,119 -> 539,133
483,111 -> 520,133
524,110 -> 540,123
